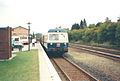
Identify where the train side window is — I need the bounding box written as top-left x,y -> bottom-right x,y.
59,34 -> 66,41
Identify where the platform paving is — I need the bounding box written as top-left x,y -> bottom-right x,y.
38,43 -> 61,81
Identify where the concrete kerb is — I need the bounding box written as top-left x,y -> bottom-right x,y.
0,54 -> 16,61
38,43 -> 61,81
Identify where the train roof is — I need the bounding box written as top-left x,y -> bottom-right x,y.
48,29 -> 67,32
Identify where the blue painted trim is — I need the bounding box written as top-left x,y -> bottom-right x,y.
48,29 -> 67,32
46,43 -> 68,52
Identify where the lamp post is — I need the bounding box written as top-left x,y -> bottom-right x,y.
27,22 -> 31,51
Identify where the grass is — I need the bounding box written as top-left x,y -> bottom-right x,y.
0,49 -> 39,81
72,40 -> 120,49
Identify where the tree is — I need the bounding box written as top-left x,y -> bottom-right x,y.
64,28 -> 69,31
80,20 -> 84,29
69,17 -> 120,45
36,33 -> 42,40
32,32 -> 35,39
96,22 -> 103,27
82,28 -> 97,42
105,17 -> 111,25
88,24 -> 96,28
106,23 -> 117,44
117,16 -> 120,22
83,18 -> 87,27
115,23 -> 120,44
71,23 -> 80,30
97,26 -> 108,43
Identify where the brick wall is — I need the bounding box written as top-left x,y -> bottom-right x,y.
0,27 -> 12,60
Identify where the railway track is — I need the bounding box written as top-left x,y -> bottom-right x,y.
51,57 -> 98,81
70,43 -> 120,55
70,43 -> 120,61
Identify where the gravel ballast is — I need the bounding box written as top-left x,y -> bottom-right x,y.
64,48 -> 120,81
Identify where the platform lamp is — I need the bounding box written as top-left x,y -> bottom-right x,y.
27,22 -> 31,51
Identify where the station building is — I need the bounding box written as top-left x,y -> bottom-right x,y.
12,26 -> 29,44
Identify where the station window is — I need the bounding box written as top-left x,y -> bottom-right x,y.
15,38 -> 19,41
20,37 -> 27,39
13,33 -> 16,35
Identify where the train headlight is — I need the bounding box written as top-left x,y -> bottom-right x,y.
50,43 -> 52,45
64,43 -> 66,45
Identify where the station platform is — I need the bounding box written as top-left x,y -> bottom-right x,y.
38,43 -> 61,81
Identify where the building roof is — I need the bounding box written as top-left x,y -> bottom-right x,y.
48,29 -> 67,32
0,27 -> 12,30
13,26 -> 28,30
0,27 -> 8,29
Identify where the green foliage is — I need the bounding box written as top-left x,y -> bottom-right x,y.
97,26 -> 108,43
68,17 -> 120,47
82,28 -> 97,42
64,28 -> 69,31
71,19 -> 87,30
89,24 -> 96,28
83,18 -> 87,27
115,23 -> 120,44
80,20 -> 84,29
32,32 -> 35,39
36,33 -> 42,39
105,17 -> 111,23
106,23 -> 117,44
117,17 -> 120,22
79,19 -> 87,29
96,22 -> 103,27
68,29 -> 83,42
71,23 -> 80,30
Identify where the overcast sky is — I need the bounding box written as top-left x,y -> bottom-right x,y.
0,0 -> 120,33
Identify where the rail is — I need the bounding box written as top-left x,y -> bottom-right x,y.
69,43 -> 120,61
51,57 -> 99,81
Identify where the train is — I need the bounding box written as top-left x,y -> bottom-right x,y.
41,28 -> 69,57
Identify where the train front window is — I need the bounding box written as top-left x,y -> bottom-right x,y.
49,34 -> 59,40
59,34 -> 66,41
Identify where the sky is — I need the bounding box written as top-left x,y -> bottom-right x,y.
0,0 -> 120,33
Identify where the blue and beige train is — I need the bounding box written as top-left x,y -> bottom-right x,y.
41,28 -> 69,56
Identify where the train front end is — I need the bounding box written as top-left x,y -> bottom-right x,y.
47,29 -> 68,56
